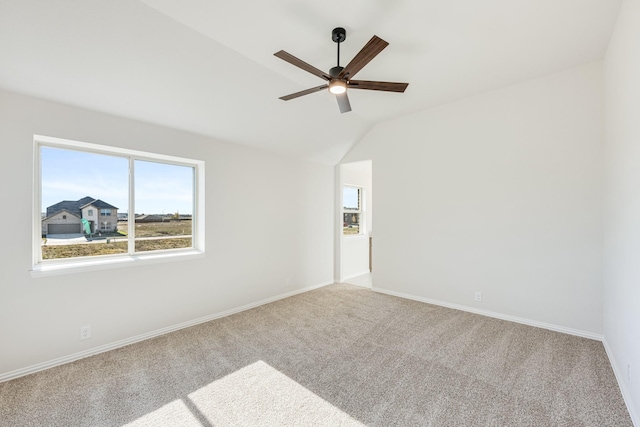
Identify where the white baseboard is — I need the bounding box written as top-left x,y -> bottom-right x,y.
371,286 -> 603,341
602,339 -> 639,427
0,281 -> 334,383
341,271 -> 371,282
341,281 -> 370,289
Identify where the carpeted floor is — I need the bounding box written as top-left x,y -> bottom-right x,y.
0,283 -> 632,426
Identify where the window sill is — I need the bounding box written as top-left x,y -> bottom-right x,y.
30,250 -> 205,278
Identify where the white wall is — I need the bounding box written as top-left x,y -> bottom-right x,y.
0,90 -> 334,378
340,161 -> 372,281
603,0 -> 640,422
342,62 -> 604,335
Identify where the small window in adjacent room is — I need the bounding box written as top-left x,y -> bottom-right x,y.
34,135 -> 205,275
343,185 -> 363,236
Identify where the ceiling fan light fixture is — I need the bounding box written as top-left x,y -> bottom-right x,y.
329,80 -> 347,94
275,28 -> 408,113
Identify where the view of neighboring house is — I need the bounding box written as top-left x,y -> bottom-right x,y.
42,196 -> 118,235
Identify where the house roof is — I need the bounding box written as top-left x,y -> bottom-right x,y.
46,197 -> 117,218
42,209 -> 81,222
80,199 -> 118,210
0,1 -> 623,164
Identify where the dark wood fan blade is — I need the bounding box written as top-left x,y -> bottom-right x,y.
279,84 -> 328,101
348,80 -> 408,93
274,50 -> 331,81
336,92 -> 351,114
338,36 -> 389,80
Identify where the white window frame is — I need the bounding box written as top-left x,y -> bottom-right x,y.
343,185 -> 364,237
31,135 -> 205,277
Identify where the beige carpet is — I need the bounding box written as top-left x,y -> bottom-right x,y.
0,283 -> 632,426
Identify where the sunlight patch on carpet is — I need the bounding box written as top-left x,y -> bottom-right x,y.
187,360 -> 364,426
123,399 -> 201,427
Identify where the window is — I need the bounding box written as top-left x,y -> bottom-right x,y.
343,186 -> 363,236
33,135 -> 205,275
62,215 -> 67,220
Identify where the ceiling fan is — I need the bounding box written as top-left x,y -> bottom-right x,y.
275,27 -> 409,114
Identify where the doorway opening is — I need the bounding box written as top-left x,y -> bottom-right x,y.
339,160 -> 372,288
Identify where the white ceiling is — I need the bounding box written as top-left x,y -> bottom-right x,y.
0,0 -> 622,164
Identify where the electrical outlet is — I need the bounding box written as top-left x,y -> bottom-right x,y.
285,278 -> 292,288
474,292 -> 482,302
80,325 -> 91,340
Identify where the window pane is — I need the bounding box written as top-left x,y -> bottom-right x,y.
343,212 -> 360,235
41,147 -> 128,260
343,187 -> 360,211
133,160 -> 194,252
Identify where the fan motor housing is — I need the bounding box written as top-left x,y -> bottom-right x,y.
329,66 -> 344,78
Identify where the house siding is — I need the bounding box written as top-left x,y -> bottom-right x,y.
97,208 -> 118,231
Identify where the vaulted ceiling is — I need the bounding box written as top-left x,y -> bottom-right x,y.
0,1 -> 622,164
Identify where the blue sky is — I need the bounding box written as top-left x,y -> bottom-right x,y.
41,147 -> 194,215
343,187 -> 359,210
